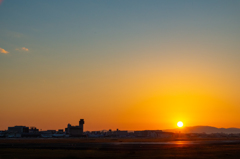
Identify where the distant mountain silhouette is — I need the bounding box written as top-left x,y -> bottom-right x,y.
164,126 -> 240,134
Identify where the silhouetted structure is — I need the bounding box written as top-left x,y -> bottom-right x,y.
134,130 -> 163,138
29,127 -> 39,133
8,126 -> 29,133
65,119 -> 84,137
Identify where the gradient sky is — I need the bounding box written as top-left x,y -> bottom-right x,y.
1,0 -> 240,131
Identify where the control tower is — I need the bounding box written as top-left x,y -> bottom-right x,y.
65,119 -> 85,137
79,119 -> 84,130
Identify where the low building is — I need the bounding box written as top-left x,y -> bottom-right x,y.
40,131 -> 53,138
0,131 -> 6,138
134,130 -> 163,138
134,131 -> 148,137
46,130 -> 57,134
29,127 -> 39,133
58,129 -> 64,133
8,126 -> 29,133
158,132 -> 175,138
113,129 -> 128,137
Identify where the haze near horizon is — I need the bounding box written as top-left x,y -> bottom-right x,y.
0,0 -> 240,131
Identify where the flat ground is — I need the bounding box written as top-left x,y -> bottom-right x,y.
0,138 -> 240,159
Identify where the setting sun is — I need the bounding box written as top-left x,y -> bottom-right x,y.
177,121 -> 183,127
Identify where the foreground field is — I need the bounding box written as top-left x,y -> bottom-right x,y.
1,138 -> 240,158
1,137 -> 240,144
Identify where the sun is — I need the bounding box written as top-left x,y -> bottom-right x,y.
177,121 -> 183,127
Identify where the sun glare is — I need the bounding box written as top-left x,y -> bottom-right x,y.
177,121 -> 183,127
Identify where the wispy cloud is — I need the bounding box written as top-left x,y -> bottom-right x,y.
0,0 -> 3,6
16,47 -> 29,52
1,30 -> 26,39
0,48 -> 9,54
22,47 -> 29,51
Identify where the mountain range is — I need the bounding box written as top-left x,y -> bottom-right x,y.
164,126 -> 240,134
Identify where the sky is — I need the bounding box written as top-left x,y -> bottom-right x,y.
0,0 -> 240,131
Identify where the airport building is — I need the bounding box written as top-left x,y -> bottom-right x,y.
65,119 -> 84,137
8,126 -> 29,133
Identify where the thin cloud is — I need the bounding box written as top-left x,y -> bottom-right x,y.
0,0 -> 3,6
4,30 -> 25,38
22,47 -> 29,51
0,48 -> 9,54
16,47 -> 29,52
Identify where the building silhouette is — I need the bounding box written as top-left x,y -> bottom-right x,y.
65,119 -> 84,137
8,126 -> 29,133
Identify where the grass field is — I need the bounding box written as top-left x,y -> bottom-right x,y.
1,137 -> 240,144
1,138 -> 240,158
